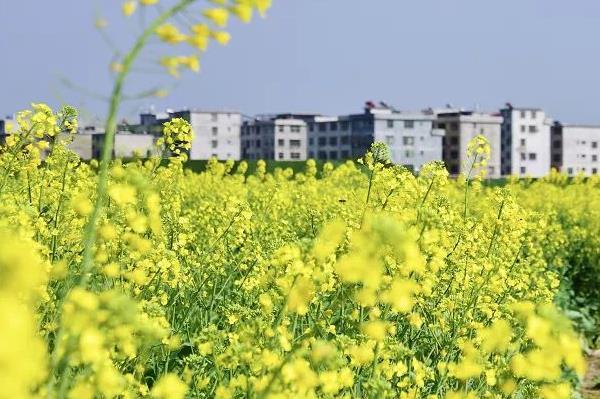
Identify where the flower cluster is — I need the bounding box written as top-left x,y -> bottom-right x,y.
117,0 -> 273,78
0,104 -> 597,398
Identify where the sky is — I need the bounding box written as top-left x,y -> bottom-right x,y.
2,0 -> 600,124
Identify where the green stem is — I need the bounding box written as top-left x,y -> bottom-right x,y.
77,0 -> 195,287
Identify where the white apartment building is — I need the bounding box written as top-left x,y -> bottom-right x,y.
169,110 -> 242,160
434,111 -> 503,178
500,105 -> 552,177
551,123 -> 600,175
241,115 -> 308,161
114,133 -> 158,159
307,103 -> 444,172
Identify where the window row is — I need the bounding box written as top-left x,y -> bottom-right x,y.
277,139 -> 302,148
308,150 -> 352,160
386,120 -> 415,129
308,136 -> 351,146
519,125 -> 538,133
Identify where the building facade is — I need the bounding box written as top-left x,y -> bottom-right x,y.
170,110 -> 242,160
551,122 -> 600,175
241,115 -> 309,161
307,103 -> 444,172
500,105 -> 552,177
435,111 -> 502,178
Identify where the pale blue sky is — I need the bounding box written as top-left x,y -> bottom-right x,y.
1,1 -> 600,124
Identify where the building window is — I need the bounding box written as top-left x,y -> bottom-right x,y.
341,136 -> 349,145
593,168 -> 598,174
405,150 -> 414,158
211,113 -> 218,122
319,124 -> 326,132
290,152 -> 301,159
520,166 -> 526,174
437,123 -> 446,130
592,141 -> 598,148
212,127 -> 218,136
568,167 -> 573,175
318,137 -> 326,146
278,139 -> 284,146
387,120 -> 394,128
520,110 -> 526,118
553,154 -> 561,162
330,122 -> 338,131
211,140 -> 218,149
450,150 -> 459,160
308,138 -> 314,145
593,155 -> 598,162
404,120 -> 415,129
521,153 -> 526,161
290,139 -> 301,147
340,121 -> 349,130
341,150 -> 350,158
450,122 -> 459,131
450,136 -> 459,145
291,126 -> 301,133
318,151 -> 327,159
529,126 -> 537,133
308,151 -> 314,158
520,126 -> 526,133
385,136 -> 394,145
403,136 -> 415,145
278,152 -> 284,159
520,138 -> 526,146
531,110 -> 537,119
528,153 -> 537,160
329,137 -> 338,146
256,139 -> 261,147
329,151 -> 338,160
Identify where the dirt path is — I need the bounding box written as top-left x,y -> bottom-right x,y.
583,351 -> 600,399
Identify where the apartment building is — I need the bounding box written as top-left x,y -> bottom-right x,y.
307,103 -> 444,172
169,110 -> 241,160
241,114 -> 309,161
434,111 -> 502,178
307,116 -> 353,161
551,122 -> 600,175
500,105 -> 552,177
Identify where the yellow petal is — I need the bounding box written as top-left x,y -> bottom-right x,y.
122,1 -> 137,17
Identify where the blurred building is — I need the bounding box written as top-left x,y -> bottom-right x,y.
170,110 -> 242,160
434,110 -> 502,178
500,104 -> 552,177
551,122 -> 600,176
307,102 -> 444,172
126,109 -> 242,160
241,114 -> 310,161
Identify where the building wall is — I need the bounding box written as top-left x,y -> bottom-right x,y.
185,112 -> 241,160
241,120 -> 275,160
437,112 -> 502,178
274,119 -> 308,161
501,107 -> 551,177
66,133 -> 94,160
114,134 -> 158,159
241,118 -> 308,161
307,117 -> 353,161
373,113 -> 444,172
554,124 -> 600,175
